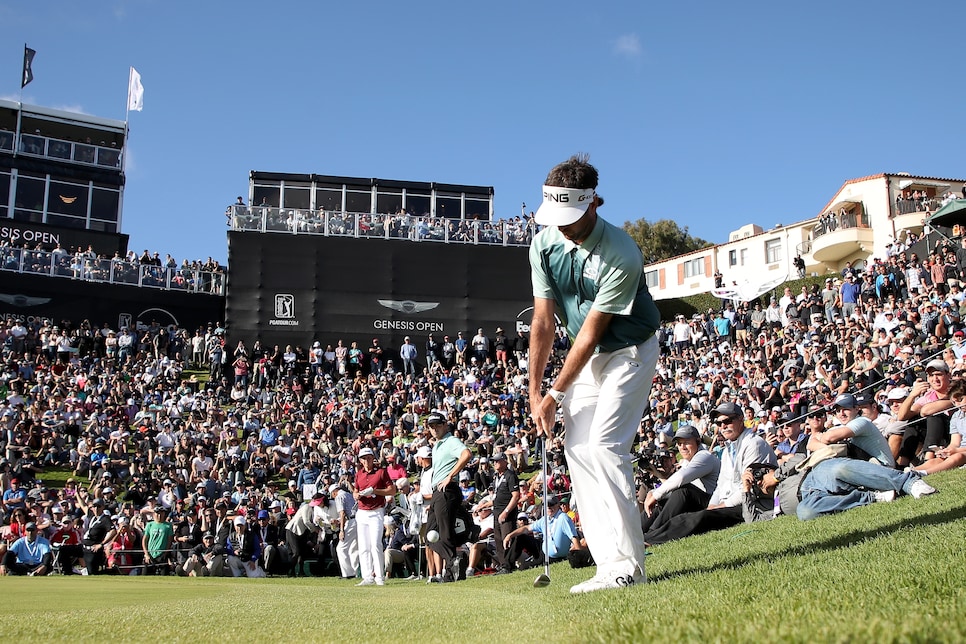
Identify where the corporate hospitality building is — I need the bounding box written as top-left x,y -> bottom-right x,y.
0,99 -> 222,328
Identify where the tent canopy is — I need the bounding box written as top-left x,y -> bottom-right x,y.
926,199 -> 966,228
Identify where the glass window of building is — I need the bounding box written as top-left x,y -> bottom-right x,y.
345,182 -> 372,214
376,188 -> 402,214
282,182 -> 311,210
253,184 -> 280,207
436,192 -> 462,220
13,173 -> 45,222
315,183 -> 343,212
72,143 -> 96,164
48,180 -> 89,218
88,220 -> 117,233
96,146 -> 121,168
645,270 -> 659,288
683,257 -> 704,278
91,185 -> 120,222
405,192 -> 430,217
765,238 -> 782,263
465,197 -> 489,220
0,170 -> 10,212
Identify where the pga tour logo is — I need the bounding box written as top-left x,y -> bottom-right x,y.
275,294 -> 295,319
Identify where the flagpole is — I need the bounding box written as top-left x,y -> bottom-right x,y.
19,43 -> 26,104
125,66 -> 132,124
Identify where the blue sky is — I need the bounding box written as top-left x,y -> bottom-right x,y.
3,1 -> 964,265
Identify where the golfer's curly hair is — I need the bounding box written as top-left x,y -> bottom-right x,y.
544,153 -> 598,191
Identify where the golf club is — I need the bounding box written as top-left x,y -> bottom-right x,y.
533,435 -> 551,588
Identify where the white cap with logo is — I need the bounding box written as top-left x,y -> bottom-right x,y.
534,185 -> 596,227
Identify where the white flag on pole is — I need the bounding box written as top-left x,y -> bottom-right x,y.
128,67 -> 144,112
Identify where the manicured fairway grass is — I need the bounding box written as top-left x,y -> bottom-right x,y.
4,469 -> 966,643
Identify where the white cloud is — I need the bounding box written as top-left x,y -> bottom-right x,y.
613,34 -> 642,59
52,104 -> 89,115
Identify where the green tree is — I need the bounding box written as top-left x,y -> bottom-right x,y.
622,218 -> 712,264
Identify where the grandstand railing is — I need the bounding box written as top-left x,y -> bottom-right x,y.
0,248 -> 225,295
5,131 -> 122,169
228,205 -> 537,247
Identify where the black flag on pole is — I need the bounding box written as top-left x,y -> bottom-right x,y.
22,45 -> 35,88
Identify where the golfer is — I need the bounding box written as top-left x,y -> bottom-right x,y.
425,410 -> 471,583
527,154 -> 660,594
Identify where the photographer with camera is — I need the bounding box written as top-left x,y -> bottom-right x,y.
641,425 -> 720,536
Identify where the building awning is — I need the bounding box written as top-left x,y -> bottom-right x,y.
898,178 -> 950,190
827,199 -> 862,213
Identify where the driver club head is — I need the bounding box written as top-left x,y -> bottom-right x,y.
533,573 -> 551,588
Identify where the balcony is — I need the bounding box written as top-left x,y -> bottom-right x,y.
227,205 -> 537,247
0,248 -> 225,295
810,211 -> 874,263
6,132 -> 122,169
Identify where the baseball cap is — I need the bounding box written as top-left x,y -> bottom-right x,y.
25,522 -> 37,531
714,402 -> 743,419
673,425 -> 700,441
426,411 -> 447,426
395,477 -> 410,488
854,393 -> 875,406
886,387 -> 908,401
926,360 -> 949,373
257,510 -> 269,520
328,483 -> 340,495
491,451 -> 507,461
233,516 -> 247,526
416,446 -> 433,459
833,393 -> 857,409
534,185 -> 596,227
358,447 -> 375,458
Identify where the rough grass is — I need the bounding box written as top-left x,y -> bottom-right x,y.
4,469 -> 966,643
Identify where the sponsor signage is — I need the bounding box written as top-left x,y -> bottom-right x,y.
226,232 -> 533,351
0,221 -> 127,257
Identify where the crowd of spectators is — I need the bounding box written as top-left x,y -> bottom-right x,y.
894,189 -> 965,217
227,198 -> 536,247
0,239 -> 225,294
2,234 -> 965,579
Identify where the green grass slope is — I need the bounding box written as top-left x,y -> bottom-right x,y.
3,468 -> 965,643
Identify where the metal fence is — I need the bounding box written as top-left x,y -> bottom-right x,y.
0,248 -> 225,295
227,205 -> 537,247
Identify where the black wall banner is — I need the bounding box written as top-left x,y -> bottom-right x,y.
0,272 -> 223,332
0,220 -> 128,257
226,232 -> 534,353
